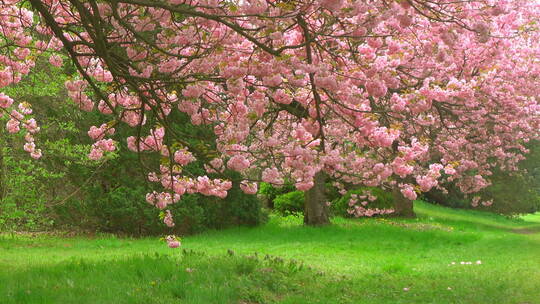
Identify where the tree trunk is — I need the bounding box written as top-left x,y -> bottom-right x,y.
304,171 -> 330,226
392,186 -> 416,218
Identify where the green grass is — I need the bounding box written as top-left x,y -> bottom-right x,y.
1,201 -> 540,304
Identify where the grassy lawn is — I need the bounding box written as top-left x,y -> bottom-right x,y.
1,201 -> 539,304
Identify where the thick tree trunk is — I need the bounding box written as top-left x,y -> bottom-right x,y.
392,186 -> 416,218
304,171 -> 330,226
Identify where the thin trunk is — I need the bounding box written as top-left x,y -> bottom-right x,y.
392,186 -> 416,218
304,171 -> 330,226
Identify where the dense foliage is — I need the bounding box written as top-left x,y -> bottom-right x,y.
274,191 -> 305,216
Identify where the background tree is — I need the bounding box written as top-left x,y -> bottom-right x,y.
425,141 -> 540,216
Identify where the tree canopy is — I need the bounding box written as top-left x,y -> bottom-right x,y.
0,0 -> 539,231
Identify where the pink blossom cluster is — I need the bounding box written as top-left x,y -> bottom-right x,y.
174,148 -> 196,166
163,210 -> 175,227
400,184 -> 417,201
471,197 -> 494,208
88,124 -> 115,140
0,4 -> 42,159
2,97 -> 41,159
227,154 -> 251,172
347,192 -> 395,218
65,80 -> 93,111
165,235 -> 181,248
127,128 -> 165,152
348,206 -> 395,218
146,191 -> 181,209
240,181 -> 258,195
89,139 -> 116,160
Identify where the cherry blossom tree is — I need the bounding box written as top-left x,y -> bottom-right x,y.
1,0 -> 539,229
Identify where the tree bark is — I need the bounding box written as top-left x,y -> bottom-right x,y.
392,186 -> 416,218
304,171 -> 330,226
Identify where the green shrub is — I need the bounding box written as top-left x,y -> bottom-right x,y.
258,182 -> 296,209
195,181 -> 268,232
0,147 -> 59,232
274,191 -> 304,216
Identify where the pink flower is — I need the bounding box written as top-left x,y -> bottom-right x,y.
471,196 -> 480,207
25,118 -> 39,133
167,241 -> 180,248
365,80 -> 387,98
227,155 -> 250,172
6,119 -> 20,133
205,158 -> 224,173
397,14 -> 412,28
0,93 -> 13,108
242,0 -> 268,14
49,54 -> 63,67
98,100 -> 114,114
367,38 -> 383,49
272,89 -> 292,104
262,75 -> 282,87
393,158 -> 414,178
240,181 -> 258,195
95,139 -> 116,152
166,235 -> 181,248
23,142 -> 35,153
262,167 -> 284,185
88,125 -> 105,140
416,175 -> 438,192
295,180 -> 314,191
444,165 -> 456,175
174,149 -> 196,165
88,147 -> 104,160
314,75 -> 338,91
30,149 -> 42,159
400,184 -> 417,200
182,85 -> 205,98
319,0 -> 343,11
352,27 -> 367,37
164,210 -> 175,227
25,133 -> 34,142
18,103 -> 32,115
